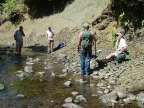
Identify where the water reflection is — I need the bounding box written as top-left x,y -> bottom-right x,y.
79,77 -> 91,99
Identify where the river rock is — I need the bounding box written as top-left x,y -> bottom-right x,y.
62,69 -> 68,73
16,72 -> 25,79
24,65 -> 33,73
37,72 -> 45,77
123,98 -> 132,104
92,71 -> 99,76
92,75 -> 99,80
33,58 -> 40,62
51,72 -> 55,77
16,94 -> 25,98
115,88 -> 127,99
136,92 -> 144,104
64,97 -> 73,103
58,73 -> 67,78
97,82 -> 104,87
104,89 -> 110,94
0,83 -> 4,91
101,91 -> 118,106
127,93 -> 136,101
64,81 -> 72,87
26,61 -> 34,65
74,95 -> 87,103
62,103 -> 83,108
71,91 -> 79,96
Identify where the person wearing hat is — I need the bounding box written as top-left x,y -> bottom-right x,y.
77,22 -> 96,81
106,29 -> 128,60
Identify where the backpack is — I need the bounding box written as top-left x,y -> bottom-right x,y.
81,31 -> 91,50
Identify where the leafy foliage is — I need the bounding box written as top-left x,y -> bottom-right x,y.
2,0 -> 17,17
111,0 -> 144,29
0,0 -> 27,24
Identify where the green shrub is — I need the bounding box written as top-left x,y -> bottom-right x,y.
2,0 -> 17,18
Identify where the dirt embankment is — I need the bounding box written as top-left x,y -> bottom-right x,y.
0,0 -> 110,46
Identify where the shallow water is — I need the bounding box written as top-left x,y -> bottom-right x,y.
0,48 -> 140,108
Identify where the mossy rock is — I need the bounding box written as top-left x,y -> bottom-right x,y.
0,83 -> 5,91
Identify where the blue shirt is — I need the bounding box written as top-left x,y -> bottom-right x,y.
14,30 -> 24,41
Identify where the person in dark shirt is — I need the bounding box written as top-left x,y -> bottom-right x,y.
14,26 -> 25,56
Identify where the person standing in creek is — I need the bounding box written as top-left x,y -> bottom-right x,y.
77,22 -> 96,82
47,27 -> 55,53
14,26 -> 25,56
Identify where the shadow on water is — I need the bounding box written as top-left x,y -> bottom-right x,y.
26,42 -> 65,53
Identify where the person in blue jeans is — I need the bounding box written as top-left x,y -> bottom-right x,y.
77,23 -> 96,81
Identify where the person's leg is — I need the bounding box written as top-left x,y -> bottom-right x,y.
80,51 -> 86,76
106,52 -> 116,60
51,40 -> 54,52
48,40 -> 51,53
19,41 -> 23,56
16,42 -> 18,54
85,51 -> 91,75
16,41 -> 20,55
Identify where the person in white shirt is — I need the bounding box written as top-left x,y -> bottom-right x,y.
47,27 -> 54,53
106,29 -> 128,60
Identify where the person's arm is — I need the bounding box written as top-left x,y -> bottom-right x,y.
77,32 -> 83,52
91,31 -> 96,45
14,32 -> 16,40
22,30 -> 25,37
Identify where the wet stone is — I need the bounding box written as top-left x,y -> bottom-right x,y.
58,73 -> 67,78
115,88 -> 127,99
24,65 -> 33,73
0,83 -> 4,91
123,98 -> 132,104
62,69 -> 68,73
16,94 -> 25,98
74,95 -> 87,103
64,97 -> 73,103
71,91 -> 79,96
136,92 -> 144,104
64,81 -> 72,87
127,93 -> 136,101
101,91 -> 118,105
104,89 -> 110,94
62,103 -> 83,108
